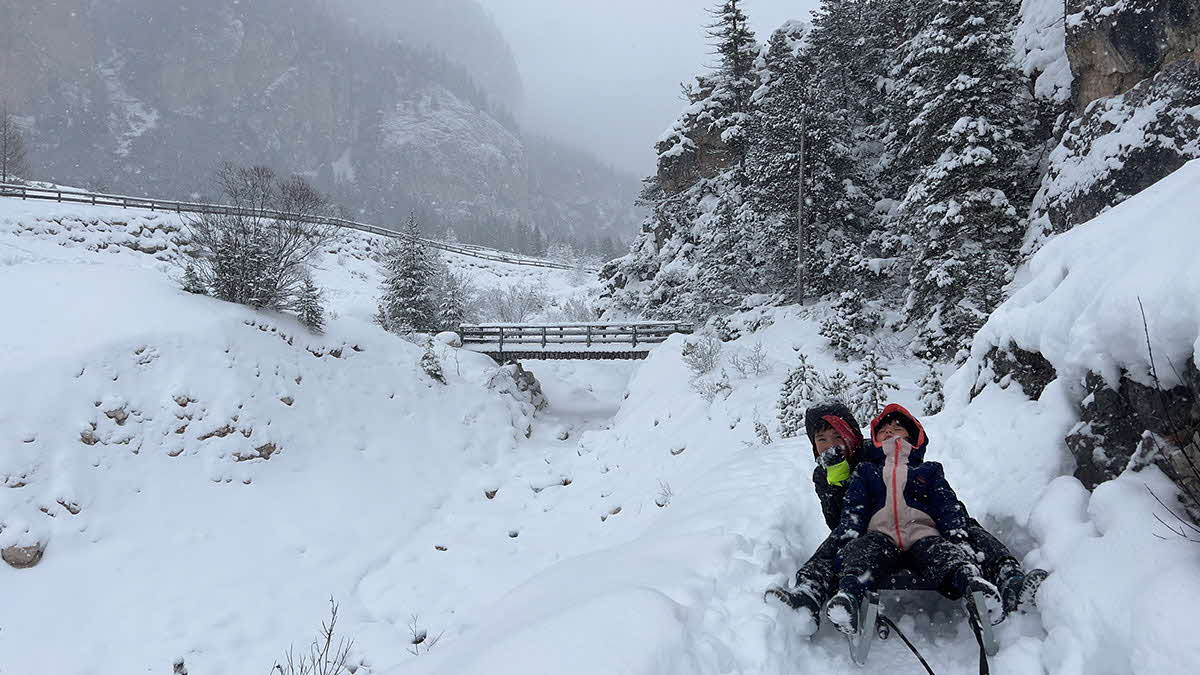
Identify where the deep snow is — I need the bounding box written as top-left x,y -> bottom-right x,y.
3,176 -> 1199,675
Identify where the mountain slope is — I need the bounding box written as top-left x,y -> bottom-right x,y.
0,0 -> 639,253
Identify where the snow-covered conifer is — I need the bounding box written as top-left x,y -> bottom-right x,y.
777,352 -> 817,438
919,358 -> 945,415
819,290 -> 878,359
890,0 -> 1035,358
182,262 -> 207,295
421,339 -> 446,385
297,277 -> 325,334
377,212 -> 437,333
1,105 -> 30,184
852,352 -> 899,419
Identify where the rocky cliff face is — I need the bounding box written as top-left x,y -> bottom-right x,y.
1028,59 -> 1200,241
1067,0 -> 1200,107
972,346 -> 1200,520
0,0 -> 638,252
1026,1 -> 1200,250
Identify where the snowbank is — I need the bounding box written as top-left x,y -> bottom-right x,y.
0,198 -> 592,674
973,159 -> 1200,389
936,160 -> 1200,674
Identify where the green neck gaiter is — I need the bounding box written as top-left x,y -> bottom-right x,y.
826,460 -> 851,487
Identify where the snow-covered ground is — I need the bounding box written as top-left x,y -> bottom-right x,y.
2,172 -> 1198,675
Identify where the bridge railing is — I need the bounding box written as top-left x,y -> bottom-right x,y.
0,182 -> 597,272
459,322 -> 694,351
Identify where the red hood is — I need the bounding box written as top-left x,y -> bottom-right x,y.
818,414 -> 863,462
870,403 -> 927,449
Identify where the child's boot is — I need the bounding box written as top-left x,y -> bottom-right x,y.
825,589 -> 863,635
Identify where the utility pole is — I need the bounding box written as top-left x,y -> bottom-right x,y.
796,112 -> 808,304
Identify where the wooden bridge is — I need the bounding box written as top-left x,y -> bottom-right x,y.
0,182 -> 596,272
460,322 -> 694,361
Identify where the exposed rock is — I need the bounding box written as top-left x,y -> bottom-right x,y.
487,363 -> 548,411
1067,0 -> 1200,107
1066,362 -> 1200,516
2,543 -> 45,569
1028,59 -> 1200,245
234,443 -> 278,462
972,343 -> 1058,400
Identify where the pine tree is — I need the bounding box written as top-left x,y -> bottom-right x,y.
421,339 -> 446,385
1,104 -> 30,184
820,369 -> 853,406
182,262 -> 207,295
298,277 -> 325,334
852,352 -> 900,419
704,0 -> 760,163
436,270 -> 474,332
889,0 -> 1035,359
377,212 -> 437,333
919,358 -> 945,415
777,352 -> 818,438
819,290 -> 879,360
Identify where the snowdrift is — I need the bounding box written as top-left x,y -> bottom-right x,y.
939,159 -> 1200,675
0,200 -> 577,673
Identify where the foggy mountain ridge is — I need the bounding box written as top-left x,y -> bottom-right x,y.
0,0 -> 639,255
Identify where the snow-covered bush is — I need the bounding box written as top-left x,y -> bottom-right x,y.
420,340 -> 446,385
711,315 -> 742,343
297,278 -> 325,334
182,164 -> 335,312
549,292 -> 602,322
754,419 -> 774,445
729,341 -> 772,378
477,283 -> 550,323
691,368 -> 733,402
682,334 -> 723,378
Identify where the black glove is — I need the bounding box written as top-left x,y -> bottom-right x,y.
818,445 -> 846,468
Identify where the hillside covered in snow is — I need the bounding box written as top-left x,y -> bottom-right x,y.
4,157 -> 1200,674
4,1 -> 1200,674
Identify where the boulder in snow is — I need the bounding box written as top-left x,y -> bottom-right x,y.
2,543 -> 45,569
435,331 -> 463,348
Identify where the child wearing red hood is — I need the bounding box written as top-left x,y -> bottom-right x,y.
825,404 -> 1002,633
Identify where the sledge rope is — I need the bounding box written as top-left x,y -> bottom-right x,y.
965,603 -> 991,675
878,615 -> 936,675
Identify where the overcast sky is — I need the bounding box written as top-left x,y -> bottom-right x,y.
475,0 -> 820,176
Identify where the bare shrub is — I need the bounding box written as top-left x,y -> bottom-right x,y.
477,283 -> 550,323
729,341 -> 772,378
682,334 -> 723,378
1135,301 -> 1200,540
183,163 -> 336,311
270,598 -> 354,675
548,292 -> 602,322
691,368 -> 732,402
407,614 -> 444,656
655,480 -> 673,508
